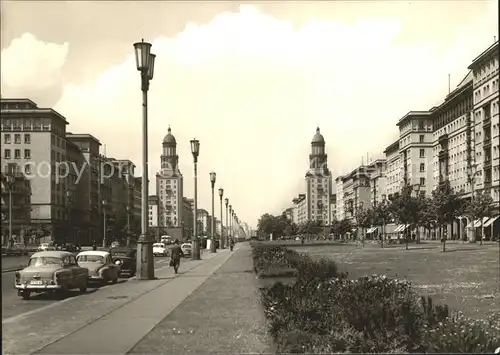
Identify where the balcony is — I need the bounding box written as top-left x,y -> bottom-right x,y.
484,180 -> 492,188
483,116 -> 491,127
484,159 -> 492,168
438,133 -> 449,147
438,150 -> 449,161
483,136 -> 491,148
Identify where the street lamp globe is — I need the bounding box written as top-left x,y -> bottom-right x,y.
210,171 -> 216,185
218,188 -> 224,197
225,198 -> 229,207
133,39 -> 152,71
190,139 -> 200,161
147,54 -> 156,80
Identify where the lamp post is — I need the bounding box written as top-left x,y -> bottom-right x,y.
126,206 -> 131,247
229,204 -> 232,242
467,165 -> 481,242
133,38 -> 156,280
381,194 -> 388,248
210,172 -> 217,253
5,174 -> 15,246
102,199 -> 107,247
225,198 -> 229,244
191,138 -> 201,260
219,188 -> 224,248
66,191 -> 73,244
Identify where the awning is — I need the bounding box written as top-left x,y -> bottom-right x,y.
366,227 -> 378,234
394,224 -> 409,233
473,217 -> 490,228
484,216 -> 499,227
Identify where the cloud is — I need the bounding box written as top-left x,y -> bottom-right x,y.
3,4 -> 497,226
1,33 -> 69,93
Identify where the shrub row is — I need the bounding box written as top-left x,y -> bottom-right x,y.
253,245 -> 500,353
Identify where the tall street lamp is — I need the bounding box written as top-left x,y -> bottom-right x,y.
5,174 -> 15,246
229,204 -> 232,241
102,199 -> 107,247
210,172 -> 217,253
66,191 -> 73,244
225,198 -> 229,245
190,138 -> 201,260
218,188 -> 224,249
133,38 -> 156,280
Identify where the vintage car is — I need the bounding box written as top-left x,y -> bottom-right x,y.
76,250 -> 120,284
37,243 -> 56,252
109,247 -> 136,277
153,242 -> 169,257
180,243 -> 192,257
15,251 -> 89,300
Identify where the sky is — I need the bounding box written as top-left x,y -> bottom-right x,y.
1,1 -> 498,228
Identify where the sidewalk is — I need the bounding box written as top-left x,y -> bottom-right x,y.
2,243 -> 272,354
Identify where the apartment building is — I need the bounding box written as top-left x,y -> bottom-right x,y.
182,197 -> 194,238
337,166 -> 372,221
197,209 -> 209,235
156,127 -> 184,230
292,194 -> 307,225
468,41 -> 499,206
431,71 -> 474,194
1,172 -> 31,244
329,194 -> 337,222
369,159 -> 387,205
384,140 -> 401,197
148,195 -> 159,228
335,177 -> 345,221
396,111 -> 435,196
305,127 -> 333,225
1,98 -> 69,241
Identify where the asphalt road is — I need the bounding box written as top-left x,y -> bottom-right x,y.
1,255 -> 172,320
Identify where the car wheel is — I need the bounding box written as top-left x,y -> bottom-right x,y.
21,290 -> 31,300
80,279 -> 88,293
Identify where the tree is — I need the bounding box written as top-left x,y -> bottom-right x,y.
418,196 -> 438,242
389,183 -> 422,250
373,200 -> 391,248
464,191 -> 495,245
432,180 -> 463,252
257,213 -> 276,237
337,218 -> 353,239
356,207 -> 374,247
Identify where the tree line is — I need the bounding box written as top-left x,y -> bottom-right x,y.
257,181 -> 497,251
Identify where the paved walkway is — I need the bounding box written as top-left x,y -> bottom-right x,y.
3,243 -> 272,354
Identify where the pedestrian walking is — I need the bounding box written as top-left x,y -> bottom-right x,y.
169,239 -> 184,273
92,240 -> 97,251
229,238 -> 235,251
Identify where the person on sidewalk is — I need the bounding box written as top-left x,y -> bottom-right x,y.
170,239 -> 184,273
229,238 -> 235,251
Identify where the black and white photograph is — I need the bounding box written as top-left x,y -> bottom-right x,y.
1,0 -> 499,353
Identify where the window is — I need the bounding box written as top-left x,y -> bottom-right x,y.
4,149 -> 11,159
419,163 -> 425,172
14,134 -> 21,144
24,149 -> 31,159
14,149 -> 21,159
420,178 -> 426,186
25,164 -> 31,174
24,134 -> 31,144
419,149 -> 425,158
419,135 -> 424,143
4,134 -> 11,144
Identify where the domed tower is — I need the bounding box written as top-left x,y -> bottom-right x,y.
161,127 -> 178,172
156,126 -> 183,231
305,126 -> 332,226
309,127 -> 328,171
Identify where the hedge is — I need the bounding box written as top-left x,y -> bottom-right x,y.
253,245 -> 500,353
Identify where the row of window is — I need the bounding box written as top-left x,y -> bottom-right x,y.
4,149 -> 31,159
3,133 -> 31,144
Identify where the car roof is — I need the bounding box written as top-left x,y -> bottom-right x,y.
31,251 -> 73,258
77,250 -> 110,257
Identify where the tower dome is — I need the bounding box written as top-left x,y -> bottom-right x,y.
162,127 -> 176,145
311,127 -> 325,144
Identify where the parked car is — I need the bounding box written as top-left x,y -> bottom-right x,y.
180,243 -> 192,257
76,250 -> 119,285
59,243 -> 78,252
109,247 -> 136,277
153,242 -> 169,257
37,243 -> 56,252
14,251 -> 89,300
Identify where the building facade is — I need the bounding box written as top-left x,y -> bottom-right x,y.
148,195 -> 159,228
292,194 -> 307,225
156,127 -> 184,230
1,172 -> 31,244
305,127 -> 333,225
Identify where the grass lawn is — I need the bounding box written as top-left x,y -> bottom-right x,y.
290,242 -> 500,320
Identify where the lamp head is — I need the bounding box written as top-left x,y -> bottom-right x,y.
210,171 -> 216,184
147,53 -> 156,80
225,198 -> 229,206
133,39 -> 152,72
190,139 -> 200,160
218,188 -> 224,197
